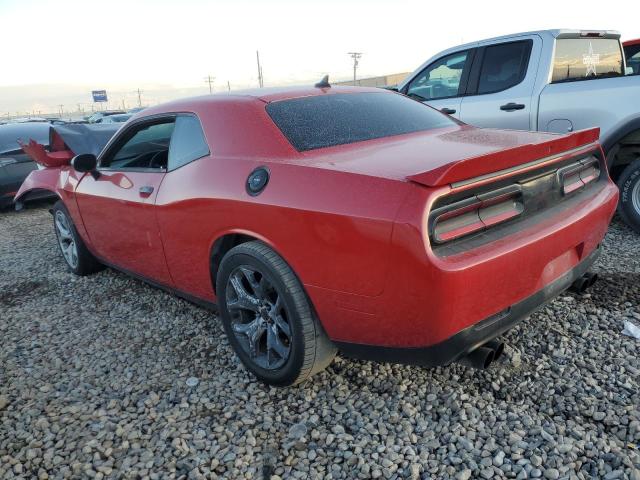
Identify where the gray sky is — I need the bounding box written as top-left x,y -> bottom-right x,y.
1,0 -> 636,114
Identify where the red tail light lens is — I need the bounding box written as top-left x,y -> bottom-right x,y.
431,185 -> 524,244
558,158 -> 600,196
432,198 -> 483,243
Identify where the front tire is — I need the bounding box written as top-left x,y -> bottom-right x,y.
617,158 -> 640,233
52,201 -> 103,276
216,241 -> 336,386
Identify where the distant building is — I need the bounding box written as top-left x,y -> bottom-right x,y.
334,72 -> 411,88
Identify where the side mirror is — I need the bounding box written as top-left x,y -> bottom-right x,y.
71,153 -> 100,179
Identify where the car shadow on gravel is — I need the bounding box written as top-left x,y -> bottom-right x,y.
0,279 -> 46,307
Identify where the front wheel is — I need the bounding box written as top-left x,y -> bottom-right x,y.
617,158 -> 640,233
52,201 -> 103,276
216,241 -> 336,386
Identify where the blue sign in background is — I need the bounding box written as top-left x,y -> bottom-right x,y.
92,90 -> 108,102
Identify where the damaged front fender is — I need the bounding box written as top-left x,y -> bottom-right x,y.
14,166 -> 72,208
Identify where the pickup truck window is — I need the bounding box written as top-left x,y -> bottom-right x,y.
552,38 -> 624,82
477,41 -> 532,94
406,51 -> 469,100
625,44 -> 640,75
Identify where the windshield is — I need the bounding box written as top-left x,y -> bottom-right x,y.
266,92 -> 455,152
552,38 -> 624,83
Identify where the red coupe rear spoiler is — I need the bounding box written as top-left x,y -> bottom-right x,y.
407,128 -> 601,187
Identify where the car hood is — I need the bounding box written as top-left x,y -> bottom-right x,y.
297,125 -> 600,187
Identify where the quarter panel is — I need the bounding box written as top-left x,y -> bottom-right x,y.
155,155 -> 409,302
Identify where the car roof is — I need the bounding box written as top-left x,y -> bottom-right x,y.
624,38 -> 640,47
138,85 -> 390,116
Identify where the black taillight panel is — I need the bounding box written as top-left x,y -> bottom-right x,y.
429,153 -> 603,250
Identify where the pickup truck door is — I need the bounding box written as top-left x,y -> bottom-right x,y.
459,37 -> 540,130
401,49 -> 475,120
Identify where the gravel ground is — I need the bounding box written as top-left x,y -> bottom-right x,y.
1,204 -> 639,480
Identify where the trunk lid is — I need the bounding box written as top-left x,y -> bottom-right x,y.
299,125 -> 600,187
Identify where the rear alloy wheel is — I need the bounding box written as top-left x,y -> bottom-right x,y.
617,158 -> 640,233
52,201 -> 103,276
216,241 -> 336,386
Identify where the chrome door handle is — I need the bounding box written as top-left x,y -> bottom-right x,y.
139,186 -> 154,196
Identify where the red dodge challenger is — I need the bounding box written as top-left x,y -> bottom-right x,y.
15,84 -> 618,386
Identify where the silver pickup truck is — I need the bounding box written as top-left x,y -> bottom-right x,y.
397,29 -> 640,232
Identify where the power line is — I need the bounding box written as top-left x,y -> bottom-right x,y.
204,75 -> 215,94
348,52 -> 363,86
256,50 -> 264,88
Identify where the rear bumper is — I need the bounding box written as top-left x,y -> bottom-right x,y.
335,244 -> 600,367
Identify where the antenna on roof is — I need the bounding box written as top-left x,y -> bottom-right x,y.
314,75 -> 331,88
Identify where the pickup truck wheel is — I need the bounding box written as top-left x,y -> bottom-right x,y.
216,241 -> 336,386
52,201 -> 103,275
617,158 -> 640,233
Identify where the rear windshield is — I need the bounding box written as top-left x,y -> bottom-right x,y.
266,92 -> 454,151
552,38 -> 624,83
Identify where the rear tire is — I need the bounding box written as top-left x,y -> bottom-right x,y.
52,201 -> 103,276
617,158 -> 640,233
216,241 -> 336,386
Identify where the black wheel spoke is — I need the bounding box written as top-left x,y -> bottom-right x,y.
273,313 -> 291,337
240,267 -> 265,298
228,272 -> 260,312
267,324 -> 290,361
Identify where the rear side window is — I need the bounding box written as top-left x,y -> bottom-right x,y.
168,115 -> 209,170
552,38 -> 624,82
477,41 -> 531,94
266,92 -> 454,151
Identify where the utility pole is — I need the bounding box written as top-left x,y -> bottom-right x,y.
348,52 -> 363,86
256,50 -> 264,88
58,104 -> 64,117
204,75 -> 215,94
122,98 -> 126,110
227,80 -> 231,92
136,88 -> 143,107
77,103 -> 82,113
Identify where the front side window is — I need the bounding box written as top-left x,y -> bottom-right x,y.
102,121 -> 175,170
168,115 -> 210,170
477,41 -> 531,94
552,38 -> 623,82
406,51 -> 469,100
266,92 -> 455,151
